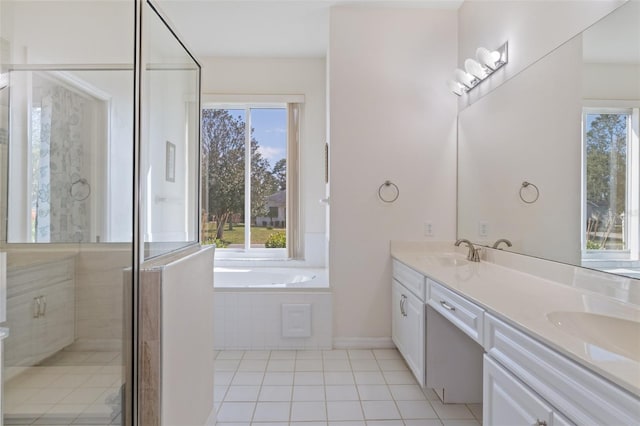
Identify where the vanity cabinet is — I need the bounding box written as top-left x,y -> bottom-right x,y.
392,260 -> 426,387
484,355 -> 573,426
5,257 -> 75,370
484,313 -> 640,425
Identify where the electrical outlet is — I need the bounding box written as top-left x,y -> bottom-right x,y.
424,222 -> 434,237
478,221 -> 488,237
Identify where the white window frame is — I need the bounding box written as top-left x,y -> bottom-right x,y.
581,101 -> 640,262
202,94 -> 303,260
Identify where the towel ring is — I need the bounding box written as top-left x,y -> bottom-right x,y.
378,180 -> 399,203
519,181 -> 539,204
70,178 -> 91,201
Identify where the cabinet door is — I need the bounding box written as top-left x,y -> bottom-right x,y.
484,356 -> 573,426
36,279 -> 75,360
402,290 -> 425,387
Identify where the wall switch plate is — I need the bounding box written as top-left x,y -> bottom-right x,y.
478,221 -> 488,237
424,222 -> 434,237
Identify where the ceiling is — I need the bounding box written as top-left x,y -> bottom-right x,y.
155,0 -> 463,58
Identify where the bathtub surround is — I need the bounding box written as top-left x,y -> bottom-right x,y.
214,268 -> 331,350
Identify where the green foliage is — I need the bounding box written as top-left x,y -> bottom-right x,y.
265,231 -> 286,248
201,109 -> 279,240
273,158 -> 287,190
586,240 -> 601,250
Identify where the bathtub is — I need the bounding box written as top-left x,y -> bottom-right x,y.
213,266 -> 331,350
214,266 -> 328,289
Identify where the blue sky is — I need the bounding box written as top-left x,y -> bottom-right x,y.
226,108 -> 286,168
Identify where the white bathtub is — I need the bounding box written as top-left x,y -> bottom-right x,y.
214,267 -> 329,289
213,266 -> 331,350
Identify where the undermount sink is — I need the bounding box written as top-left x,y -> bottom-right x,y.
547,311 -> 640,362
420,253 -> 469,267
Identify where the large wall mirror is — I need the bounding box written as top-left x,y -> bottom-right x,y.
458,1 -> 640,279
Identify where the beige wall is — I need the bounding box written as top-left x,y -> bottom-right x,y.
328,7 -> 458,344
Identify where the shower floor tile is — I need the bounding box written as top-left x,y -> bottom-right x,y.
4,351 -> 123,426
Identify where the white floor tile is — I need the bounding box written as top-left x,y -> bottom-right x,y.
324,359 -> 352,371
357,385 -> 393,401
232,372 -> 265,386
217,351 -> 246,360
430,401 -> 475,420
361,401 -> 401,420
215,371 -> 235,386
238,359 -> 268,372
354,372 -> 386,385
324,372 -> 355,385
366,421 -> 405,426
350,360 -> 380,371
243,350 -> 271,360
329,422 -> 366,426
258,385 -> 293,402
216,402 -> 256,422
441,421 -> 481,426
263,372 -> 294,386
296,359 -> 324,371
225,385 -> 260,402
327,401 -> 364,421
293,385 -> 325,401
295,372 -> 325,385
404,420 -> 443,426
466,403 -> 482,420
267,359 -> 295,372
325,385 -> 359,401
348,350 -> 375,360
323,350 -> 349,360
291,401 -> 327,422
214,385 -> 228,402
252,401 -> 290,422
48,374 -> 91,388
372,349 -> 401,360
291,423 -> 327,426
216,359 -> 242,371
270,350 -> 297,360
382,371 -> 416,385
377,359 -> 408,372
296,350 -> 323,359
396,400 -> 438,419
389,385 -> 427,401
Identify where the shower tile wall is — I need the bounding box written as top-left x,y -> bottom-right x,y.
74,247 -> 129,351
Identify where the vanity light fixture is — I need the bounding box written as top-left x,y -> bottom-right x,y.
449,42 -> 508,96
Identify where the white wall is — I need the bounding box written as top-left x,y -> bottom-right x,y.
328,7 -> 458,343
457,0 -> 624,109
583,63 -> 640,100
200,57 -> 327,266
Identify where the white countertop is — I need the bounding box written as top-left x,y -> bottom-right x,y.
391,242 -> 640,397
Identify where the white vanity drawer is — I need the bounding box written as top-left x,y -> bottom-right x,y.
427,280 -> 484,344
484,313 -> 640,425
392,259 -> 426,301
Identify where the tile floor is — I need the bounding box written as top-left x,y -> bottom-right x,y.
214,349 -> 482,426
4,350 -> 123,426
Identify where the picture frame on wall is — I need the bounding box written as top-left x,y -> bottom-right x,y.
166,141 -> 176,182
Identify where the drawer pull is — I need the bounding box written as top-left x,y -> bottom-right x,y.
440,300 -> 456,311
33,297 -> 41,318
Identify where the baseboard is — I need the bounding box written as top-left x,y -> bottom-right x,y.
332,337 -> 395,349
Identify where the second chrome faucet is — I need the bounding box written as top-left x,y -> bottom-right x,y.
454,239 -> 481,262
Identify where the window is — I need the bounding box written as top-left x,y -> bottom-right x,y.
582,107 -> 639,261
201,102 -> 300,258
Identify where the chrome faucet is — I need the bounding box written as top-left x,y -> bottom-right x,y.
492,238 -> 513,250
454,239 -> 481,262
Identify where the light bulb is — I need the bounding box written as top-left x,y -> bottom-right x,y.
454,68 -> 477,88
464,58 -> 488,79
448,80 -> 465,96
476,47 -> 501,69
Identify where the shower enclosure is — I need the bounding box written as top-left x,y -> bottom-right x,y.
0,0 -> 201,424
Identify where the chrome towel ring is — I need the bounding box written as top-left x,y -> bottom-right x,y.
378,180 -> 399,203
519,181 -> 539,204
